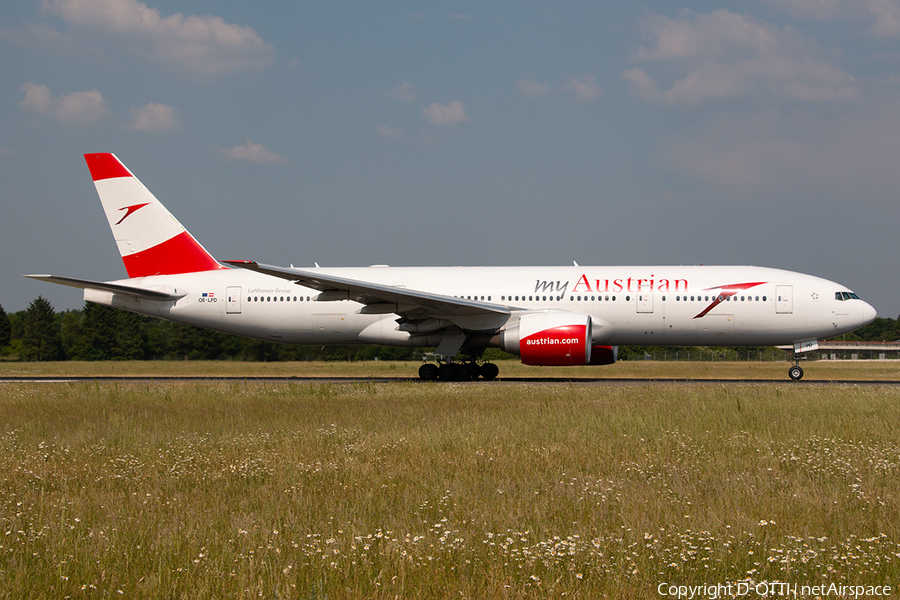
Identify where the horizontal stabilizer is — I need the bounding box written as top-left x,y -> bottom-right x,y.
23,274 -> 185,301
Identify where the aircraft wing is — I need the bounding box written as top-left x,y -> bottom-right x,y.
22,274 -> 186,301
223,260 -> 512,319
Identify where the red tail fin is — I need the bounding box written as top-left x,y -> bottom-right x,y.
84,153 -> 224,278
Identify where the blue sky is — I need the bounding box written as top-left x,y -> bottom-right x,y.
2,0 -> 899,319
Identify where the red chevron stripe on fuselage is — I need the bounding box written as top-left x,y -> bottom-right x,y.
693,282 -> 767,319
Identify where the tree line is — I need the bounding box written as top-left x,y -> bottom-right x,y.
0,297 -> 421,362
0,297 -> 897,362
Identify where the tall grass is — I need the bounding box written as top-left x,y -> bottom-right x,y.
1,358 -> 899,380
0,382 -> 898,598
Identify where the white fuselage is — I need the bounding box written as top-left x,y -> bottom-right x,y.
84,264 -> 876,349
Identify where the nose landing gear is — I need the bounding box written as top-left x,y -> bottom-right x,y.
788,355 -> 804,381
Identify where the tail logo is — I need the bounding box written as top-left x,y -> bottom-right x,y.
115,202 -> 151,225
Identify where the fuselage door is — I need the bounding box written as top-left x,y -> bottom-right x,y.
226,286 -> 242,314
636,291 -> 654,313
776,285 -> 793,314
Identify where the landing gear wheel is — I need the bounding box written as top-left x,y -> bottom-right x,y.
418,363 -> 439,381
479,362 -> 499,381
788,365 -> 804,381
438,364 -> 453,381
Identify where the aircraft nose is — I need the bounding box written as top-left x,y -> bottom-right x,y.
860,301 -> 877,327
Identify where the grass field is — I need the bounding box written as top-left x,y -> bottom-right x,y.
1,379 -> 899,599
1,358 -> 899,380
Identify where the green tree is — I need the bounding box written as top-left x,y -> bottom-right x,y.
59,310 -> 86,359
0,304 -> 10,350
22,296 -> 61,361
113,310 -> 145,360
80,302 -> 118,360
170,322 -> 226,360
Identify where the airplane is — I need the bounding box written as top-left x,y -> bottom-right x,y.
26,153 -> 877,381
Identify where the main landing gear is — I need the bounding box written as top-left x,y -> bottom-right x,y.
788,355 -> 804,381
418,361 -> 499,381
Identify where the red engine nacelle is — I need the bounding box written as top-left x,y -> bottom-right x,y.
498,312 -> 586,366
589,345 -> 618,365
499,311 -> 619,367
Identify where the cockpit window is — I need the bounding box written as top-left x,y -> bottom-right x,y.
835,291 -> 860,301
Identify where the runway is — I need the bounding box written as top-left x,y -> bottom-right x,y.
2,376 -> 899,386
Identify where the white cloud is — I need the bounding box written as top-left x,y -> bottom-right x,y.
755,0 -> 844,20
515,78 -> 550,97
126,103 -> 179,132
55,90 -> 108,124
389,82 -> 417,103
516,74 -> 602,102
217,139 -> 287,165
625,9 -> 860,106
659,99 -> 900,197
621,68 -> 662,104
377,124 -> 405,140
19,82 -> 109,125
19,82 -> 54,115
421,101 -> 470,127
40,0 -> 275,74
564,74 -> 602,103
867,0 -> 900,37
756,0 -> 900,38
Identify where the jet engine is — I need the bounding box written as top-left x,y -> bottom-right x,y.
496,311 -> 618,366
588,345 -> 618,365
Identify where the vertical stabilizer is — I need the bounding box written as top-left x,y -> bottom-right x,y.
84,153 -> 224,278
